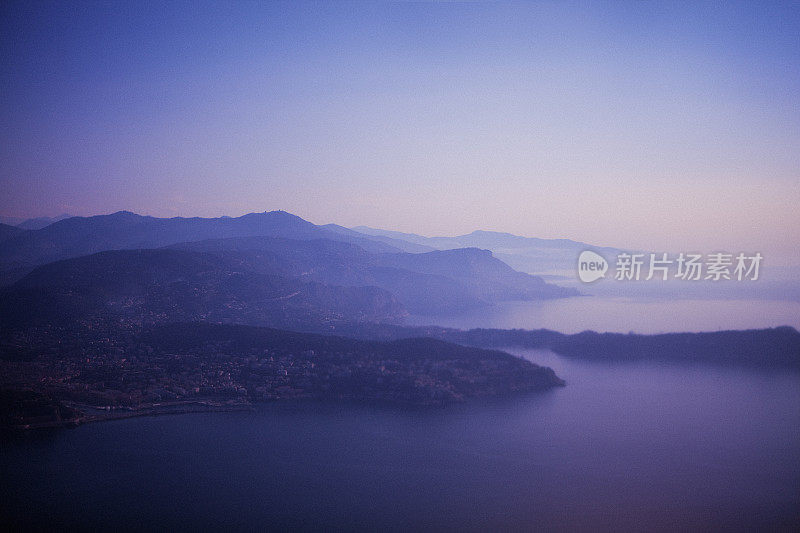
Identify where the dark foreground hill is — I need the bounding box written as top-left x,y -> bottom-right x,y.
0,322 -> 564,429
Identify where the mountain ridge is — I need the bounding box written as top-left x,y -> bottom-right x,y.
352,225 -> 629,274
0,210 -> 425,279
167,236 -> 577,314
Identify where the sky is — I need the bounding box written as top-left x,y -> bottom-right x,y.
1,1 -> 799,263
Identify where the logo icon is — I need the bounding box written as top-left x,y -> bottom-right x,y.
577,250 -> 608,283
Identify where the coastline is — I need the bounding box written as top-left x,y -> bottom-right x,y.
2,399 -> 254,432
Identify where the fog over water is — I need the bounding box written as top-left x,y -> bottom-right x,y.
406,297 -> 800,334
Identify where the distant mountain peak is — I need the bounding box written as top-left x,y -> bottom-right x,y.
107,210 -> 142,218
246,210 -> 293,216
465,230 -> 513,237
428,246 -> 493,257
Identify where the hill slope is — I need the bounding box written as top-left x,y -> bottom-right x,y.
170,236 -> 577,314
0,223 -> 25,243
0,249 -> 406,331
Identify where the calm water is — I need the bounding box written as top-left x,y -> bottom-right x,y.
406,297 -> 800,333
3,349 -> 798,532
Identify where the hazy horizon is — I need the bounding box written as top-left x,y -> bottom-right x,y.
4,207 -> 800,269
3,1 -> 799,263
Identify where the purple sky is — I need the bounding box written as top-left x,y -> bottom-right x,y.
1,1 -> 798,264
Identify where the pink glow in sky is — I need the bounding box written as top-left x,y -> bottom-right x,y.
2,2 -> 798,264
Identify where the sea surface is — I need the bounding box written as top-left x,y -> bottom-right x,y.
3,348 -> 799,531
406,297 -> 800,333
